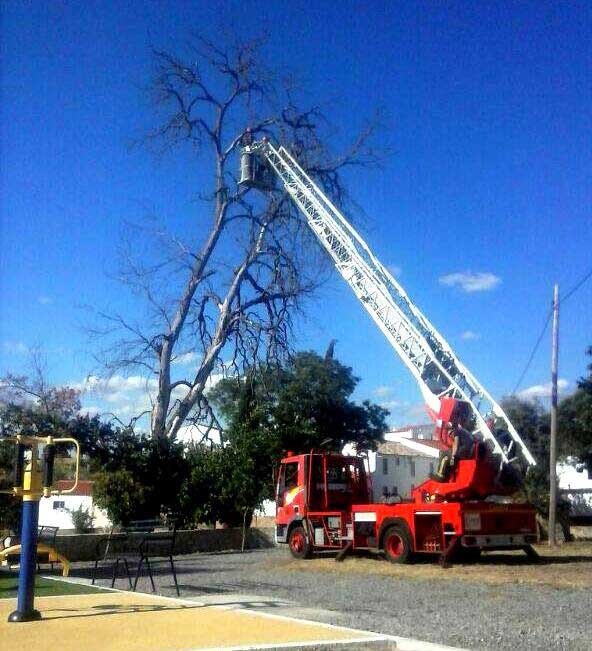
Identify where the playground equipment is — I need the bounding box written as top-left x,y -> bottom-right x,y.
239,139 -> 539,564
1,434 -> 79,622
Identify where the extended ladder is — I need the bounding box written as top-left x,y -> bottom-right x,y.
240,140 -> 536,468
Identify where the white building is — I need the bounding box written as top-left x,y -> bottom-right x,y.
372,440 -> 441,499
38,480 -> 111,532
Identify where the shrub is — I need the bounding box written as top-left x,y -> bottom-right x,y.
68,504 -> 95,533
92,469 -> 146,526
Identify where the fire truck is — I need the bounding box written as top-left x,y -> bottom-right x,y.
239,140 -> 539,564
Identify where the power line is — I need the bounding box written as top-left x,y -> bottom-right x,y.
561,266 -> 592,304
512,265 -> 592,394
512,308 -> 553,394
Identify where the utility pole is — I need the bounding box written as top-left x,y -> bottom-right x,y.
548,284 -> 559,546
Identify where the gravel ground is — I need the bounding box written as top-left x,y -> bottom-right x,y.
80,547 -> 591,651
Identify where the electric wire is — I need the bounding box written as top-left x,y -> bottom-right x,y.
560,266 -> 592,305
512,265 -> 592,394
512,308 -> 553,394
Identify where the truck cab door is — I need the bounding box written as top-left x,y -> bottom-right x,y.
276,459 -> 305,526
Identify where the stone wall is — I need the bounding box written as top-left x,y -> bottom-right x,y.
53,527 -> 276,562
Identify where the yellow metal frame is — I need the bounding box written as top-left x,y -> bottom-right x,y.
1,434 -> 80,501
0,544 -> 71,577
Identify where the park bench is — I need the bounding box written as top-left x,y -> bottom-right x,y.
132,518 -> 180,596
92,518 -> 180,595
126,518 -> 164,533
37,525 -> 59,570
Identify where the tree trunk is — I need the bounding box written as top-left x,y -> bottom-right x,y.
241,508 -> 248,552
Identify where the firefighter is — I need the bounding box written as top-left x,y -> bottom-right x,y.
431,412 -> 474,482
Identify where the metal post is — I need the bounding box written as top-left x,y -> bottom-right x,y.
8,499 -> 42,622
548,284 -> 559,546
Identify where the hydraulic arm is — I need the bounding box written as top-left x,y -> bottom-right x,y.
239,140 -> 536,471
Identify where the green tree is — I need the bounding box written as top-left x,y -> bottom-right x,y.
558,346 -> 592,475
93,469 -> 146,527
0,439 -> 21,533
0,362 -> 88,532
92,436 -> 188,526
272,352 -> 388,454
501,396 -> 550,515
201,351 -> 388,527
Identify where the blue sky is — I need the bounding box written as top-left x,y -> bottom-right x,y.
1,1 -> 591,427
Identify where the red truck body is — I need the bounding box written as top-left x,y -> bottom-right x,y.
275,445 -> 538,563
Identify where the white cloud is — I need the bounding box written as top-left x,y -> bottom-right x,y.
518,379 -> 569,402
172,351 -> 199,366
461,330 -> 480,340
37,295 -> 53,305
374,385 -> 393,398
75,370 -> 226,426
379,399 -> 403,411
176,423 -> 222,446
74,374 -> 157,418
439,271 -> 501,293
2,341 -> 29,355
387,264 -> 402,277
74,374 -> 158,395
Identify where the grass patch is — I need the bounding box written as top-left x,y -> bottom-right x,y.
0,570 -> 105,599
274,541 -> 592,590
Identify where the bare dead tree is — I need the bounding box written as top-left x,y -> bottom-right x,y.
90,34 -> 383,442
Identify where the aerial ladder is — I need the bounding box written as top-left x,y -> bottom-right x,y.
239,139 -> 536,482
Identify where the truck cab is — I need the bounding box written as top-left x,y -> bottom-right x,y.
275,452 -> 370,558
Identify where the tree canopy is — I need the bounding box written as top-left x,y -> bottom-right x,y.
558,345 -> 592,474
209,350 -> 389,455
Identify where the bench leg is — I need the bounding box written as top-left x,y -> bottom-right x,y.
170,556 -> 179,596
133,557 -> 143,592
111,559 -> 120,588
145,557 -> 156,592
123,558 -> 133,589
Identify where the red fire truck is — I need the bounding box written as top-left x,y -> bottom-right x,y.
275,400 -> 538,564
239,140 -> 539,564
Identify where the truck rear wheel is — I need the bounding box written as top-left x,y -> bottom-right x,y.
382,524 -> 413,564
288,526 -> 312,559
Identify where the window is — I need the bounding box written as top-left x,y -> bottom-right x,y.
53,500 -> 65,510
395,457 -> 400,466
278,461 -> 300,507
391,486 -> 398,496
284,462 -> 299,490
410,460 -> 416,477
382,457 -> 388,475
429,462 -> 434,475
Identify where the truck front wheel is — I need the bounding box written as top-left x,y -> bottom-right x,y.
288,526 -> 313,559
382,524 -> 413,564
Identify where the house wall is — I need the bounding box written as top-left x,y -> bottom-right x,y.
372,452 -> 434,499
38,494 -> 111,531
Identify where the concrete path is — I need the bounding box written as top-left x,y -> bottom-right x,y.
0,588 -> 394,651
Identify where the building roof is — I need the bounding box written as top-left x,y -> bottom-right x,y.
388,423 -> 435,439
55,479 -> 93,496
377,438 -> 442,458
